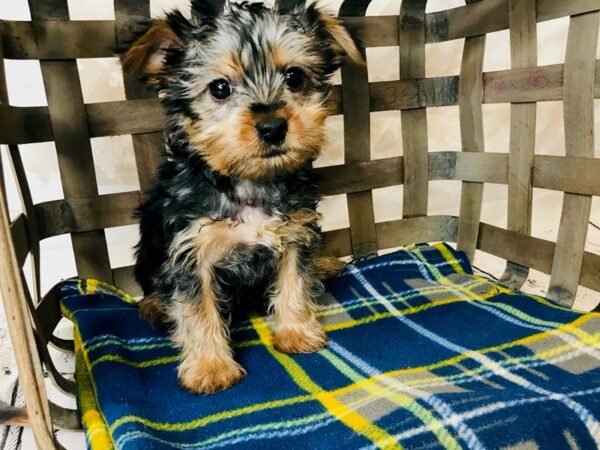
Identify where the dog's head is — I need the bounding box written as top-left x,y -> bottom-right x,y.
121,0 -> 362,180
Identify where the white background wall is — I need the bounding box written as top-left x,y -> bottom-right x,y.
0,1 -> 600,447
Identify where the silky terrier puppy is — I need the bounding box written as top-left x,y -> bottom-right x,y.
121,0 -> 361,394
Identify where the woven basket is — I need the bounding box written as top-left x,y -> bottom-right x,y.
0,0 -> 599,447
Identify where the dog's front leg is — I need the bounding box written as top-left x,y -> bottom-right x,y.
171,266 -> 245,394
271,244 -> 327,353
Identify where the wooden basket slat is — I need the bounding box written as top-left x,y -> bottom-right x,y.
400,0 -> 429,219
478,223 -> 600,294
115,0 -> 166,193
10,213 -> 30,267
4,0 -> 600,60
28,0 -> 113,282
29,152 -> 600,240
35,192 -> 141,240
339,0 -> 378,258
1,20 -> 115,60
501,0 -> 537,290
456,0 -> 486,261
5,61 -> 600,146
548,11 -> 600,307
426,0 -> 600,43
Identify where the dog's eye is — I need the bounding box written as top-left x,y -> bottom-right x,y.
209,79 -> 232,100
284,67 -> 305,91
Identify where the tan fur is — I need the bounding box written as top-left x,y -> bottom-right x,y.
271,245 -> 327,353
138,293 -> 169,328
187,96 -> 326,180
214,53 -> 244,84
167,209 -> 324,389
319,13 -> 364,65
120,21 -> 183,79
170,208 -> 321,270
312,256 -> 346,281
171,268 -> 245,394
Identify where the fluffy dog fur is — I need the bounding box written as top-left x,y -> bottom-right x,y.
122,0 -> 360,394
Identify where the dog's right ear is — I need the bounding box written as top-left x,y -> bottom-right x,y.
120,16 -> 187,82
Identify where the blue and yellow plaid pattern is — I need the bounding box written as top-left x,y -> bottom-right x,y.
61,243 -> 600,449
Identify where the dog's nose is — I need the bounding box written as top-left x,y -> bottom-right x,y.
256,118 -> 287,145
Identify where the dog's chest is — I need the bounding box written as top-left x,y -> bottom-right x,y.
232,180 -> 283,209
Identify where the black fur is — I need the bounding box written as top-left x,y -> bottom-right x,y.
134,158 -> 321,304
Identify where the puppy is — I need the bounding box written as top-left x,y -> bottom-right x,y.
121,0 -> 361,394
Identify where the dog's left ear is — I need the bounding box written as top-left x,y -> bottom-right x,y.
303,4 -> 364,66
120,14 -> 189,83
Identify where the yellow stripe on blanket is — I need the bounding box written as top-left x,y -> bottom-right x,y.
250,316 -> 402,450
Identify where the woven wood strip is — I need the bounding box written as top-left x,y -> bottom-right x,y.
500,0 -> 537,290
31,152 -> 600,240
339,0 -> 378,258
548,11 -> 600,307
0,31 -> 42,303
115,0 -> 166,193
28,0 -> 113,283
425,0 -> 600,43
1,34 -> 62,439
4,1 -> 600,59
7,148 -> 41,300
478,223 -> 600,294
399,0 -> 428,219
0,164 -> 55,448
35,192 -> 141,240
457,0 -> 486,261
10,214 -> 29,268
7,61 -> 600,146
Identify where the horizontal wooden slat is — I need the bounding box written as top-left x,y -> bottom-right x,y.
2,19 -> 116,59
86,99 -> 164,137
317,157 -> 403,195
534,155 -> 600,197
10,213 -> 30,267
111,218 -> 600,298
35,191 -> 140,239
0,104 -> 53,145
0,402 -> 29,427
426,0 -> 600,43
376,216 -> 459,249
477,222 -> 600,293
4,60 -> 600,145
30,153 -> 600,240
3,1 -> 598,58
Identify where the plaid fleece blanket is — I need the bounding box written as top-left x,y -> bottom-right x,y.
61,243 -> 600,450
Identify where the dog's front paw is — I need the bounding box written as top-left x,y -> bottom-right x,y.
178,356 -> 246,394
274,322 -> 327,354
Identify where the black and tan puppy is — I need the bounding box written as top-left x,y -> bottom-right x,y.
121,0 -> 361,394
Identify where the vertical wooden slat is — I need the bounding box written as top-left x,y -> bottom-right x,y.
28,0 -> 113,282
548,11 -> 600,306
500,0 -> 538,290
114,0 -> 166,193
0,157 -> 56,449
339,0 -> 377,257
399,0 -> 428,219
0,26 -> 55,447
457,0 -> 486,261
0,26 -> 41,302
